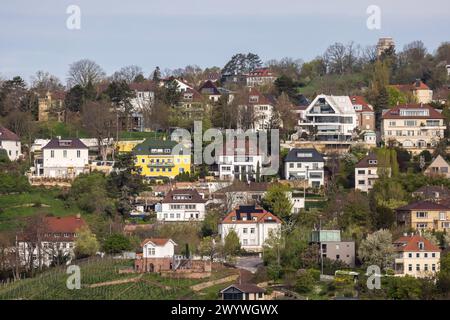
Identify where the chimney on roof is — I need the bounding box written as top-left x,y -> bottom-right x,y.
76,213 -> 81,220
403,232 -> 408,237
57,135 -> 61,140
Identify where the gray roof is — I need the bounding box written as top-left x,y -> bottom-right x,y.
42,138 -> 88,149
285,148 -> 324,163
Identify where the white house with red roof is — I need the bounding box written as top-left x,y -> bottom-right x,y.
135,238 -> 177,273
158,189 -> 207,222
17,215 -> 87,267
218,205 -> 282,252
393,235 -> 440,278
246,68 -> 277,87
0,127 -> 21,161
381,104 -> 445,150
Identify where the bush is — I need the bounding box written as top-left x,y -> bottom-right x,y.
295,269 -> 315,294
102,233 -> 132,254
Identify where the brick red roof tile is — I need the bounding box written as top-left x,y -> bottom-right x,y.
393,235 -> 440,252
0,127 -> 20,141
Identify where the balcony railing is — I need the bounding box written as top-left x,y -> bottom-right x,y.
147,162 -> 175,168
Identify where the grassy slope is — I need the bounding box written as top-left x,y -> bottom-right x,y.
0,258 -> 238,300
0,188 -> 81,232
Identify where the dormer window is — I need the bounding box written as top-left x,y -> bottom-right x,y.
297,153 -> 312,158
368,160 -> 377,165
418,242 -> 425,250
249,95 -> 259,103
231,216 -> 236,221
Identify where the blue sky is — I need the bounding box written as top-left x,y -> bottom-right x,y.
1,0 -> 449,84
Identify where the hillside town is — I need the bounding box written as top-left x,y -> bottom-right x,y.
1,37 -> 450,301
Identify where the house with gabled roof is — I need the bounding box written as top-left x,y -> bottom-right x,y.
354,153 -> 390,192
424,155 -> 450,178
299,94 -> 357,141
135,238 -> 177,273
0,126 -> 21,161
393,235 -> 440,278
198,80 -> 221,102
218,205 -> 282,252
237,87 -> 277,131
17,215 -> 87,267
350,95 -> 375,132
390,79 -> 433,104
177,87 -> 208,120
220,283 -> 266,300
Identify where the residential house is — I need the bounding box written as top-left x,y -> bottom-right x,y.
391,80 -> 433,104
129,80 -> 156,131
350,96 -> 375,132
39,138 -> 89,178
134,238 -> 177,273
213,182 -> 270,210
238,87 -> 277,131
299,94 -> 357,141
133,139 -> 191,180
198,80 -> 221,103
177,88 -> 207,120
163,77 -> 194,92
393,235 -> 440,278
246,68 -> 277,87
284,148 -> 325,187
220,283 -> 266,300
0,127 -> 21,161
424,155 -> 450,178
412,185 -> 450,202
310,230 -> 356,267
218,205 -> 282,252
396,200 -> 450,232
287,191 -> 306,214
38,90 -> 65,122
362,130 -> 377,146
158,189 -> 207,222
17,215 -> 86,267
354,153 -> 390,192
381,104 -> 445,149
216,139 -> 265,182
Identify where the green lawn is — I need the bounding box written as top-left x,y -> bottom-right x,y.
0,188 -> 82,231
0,258 -> 235,300
35,121 -> 89,139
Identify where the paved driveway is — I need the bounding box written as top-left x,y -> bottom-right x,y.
235,255 -> 263,273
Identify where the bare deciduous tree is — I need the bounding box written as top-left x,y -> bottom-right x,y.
30,71 -> 64,95
111,65 -> 144,84
67,59 -> 106,88
82,101 -> 116,160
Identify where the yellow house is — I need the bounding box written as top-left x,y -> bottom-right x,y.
396,200 -> 450,232
133,139 -> 190,180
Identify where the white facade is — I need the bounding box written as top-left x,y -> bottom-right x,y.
394,250 -> 440,278
219,219 -> 281,252
218,154 -> 264,181
287,192 -> 305,214
41,139 -> 89,178
355,166 -> 380,192
284,149 -> 325,188
142,239 -> 176,258
158,201 -> 206,222
17,240 -> 76,267
300,95 -> 357,141
253,104 -> 275,131
0,139 -> 21,161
